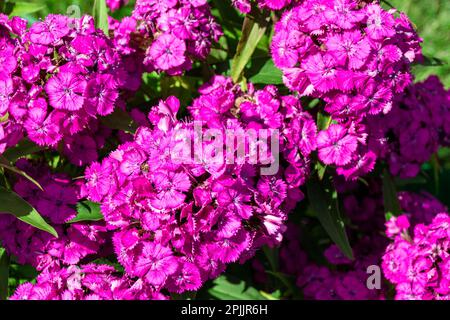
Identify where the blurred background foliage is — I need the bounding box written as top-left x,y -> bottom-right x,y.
388,0 -> 449,86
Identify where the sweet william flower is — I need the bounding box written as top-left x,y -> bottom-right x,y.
134,242 -> 179,286
45,72 -> 86,111
0,45 -> 17,75
317,124 -> 358,166
106,0 -> 130,12
125,0 -> 221,74
383,211 -> 450,299
166,261 -> 202,293
302,53 -> 340,93
63,135 -> 99,167
326,31 -> 371,70
85,74 -> 118,116
148,34 -> 186,71
28,14 -> 70,45
150,171 -> 191,211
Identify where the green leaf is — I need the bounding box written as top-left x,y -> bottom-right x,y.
415,55 -> 446,67
316,162 -> 327,181
3,138 -> 44,163
382,168 -> 402,217
259,290 -> 280,300
0,155 -> 43,191
265,270 -> 296,294
207,37 -> 229,64
161,76 -> 199,108
0,0 -> 14,15
231,9 -> 270,83
93,0 -> 109,34
170,291 -> 197,300
385,212 -> 394,222
208,276 -> 267,300
68,201 -> 103,223
0,187 -> 58,238
262,246 -> 279,271
8,1 -> 45,17
0,247 -> 9,300
101,108 -> 138,134
317,111 -> 332,131
306,177 -> 354,260
249,59 -> 283,84
431,153 -> 441,194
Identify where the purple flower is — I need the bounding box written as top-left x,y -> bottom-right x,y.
317,124 -> 358,166
134,242 -> 178,286
149,34 -> 187,71
85,74 -> 118,116
45,72 -> 87,111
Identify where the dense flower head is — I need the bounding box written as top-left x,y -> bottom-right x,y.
382,213 -> 450,300
271,0 -> 422,115
317,75 -> 448,181
253,180 -> 448,300
109,0 -> 222,75
398,191 -> 448,227
232,0 -> 296,13
0,14 -> 138,151
315,120 -> 378,180
82,77 -> 313,294
10,264 -> 167,300
0,160 -> 108,271
369,76 -> 450,178
253,223 -> 387,300
274,0 -> 422,181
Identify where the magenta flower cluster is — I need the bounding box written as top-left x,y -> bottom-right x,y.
10,264 -> 167,300
232,0 -> 295,13
0,160 -> 108,272
369,76 -> 450,178
0,14 -> 137,156
80,76 -> 314,294
383,212 -> 450,300
272,0 -> 421,104
270,0 -> 422,180
253,179 -> 449,300
109,0 -> 222,75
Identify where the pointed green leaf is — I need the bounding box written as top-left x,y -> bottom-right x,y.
100,108 -> 138,134
414,55 -> 445,67
259,290 -> 280,300
208,276 -> 267,300
93,0 -> 109,35
3,138 -> 44,163
317,111 -> 332,130
382,169 -> 402,217
231,9 -> 270,83
68,201 -> 103,223
0,187 -> 58,238
8,1 -> 45,17
307,177 -> 354,260
249,59 -> 283,84
0,247 -> 9,300
0,156 -> 43,191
